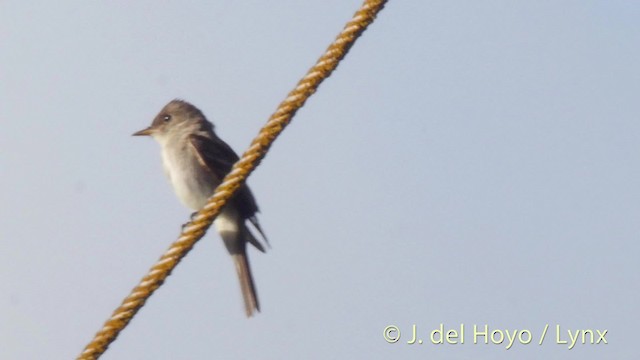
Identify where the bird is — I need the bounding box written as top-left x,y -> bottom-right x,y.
133,99 -> 267,317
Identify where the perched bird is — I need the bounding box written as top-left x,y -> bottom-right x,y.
133,99 -> 267,317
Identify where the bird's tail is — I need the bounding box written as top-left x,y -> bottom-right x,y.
232,252 -> 260,317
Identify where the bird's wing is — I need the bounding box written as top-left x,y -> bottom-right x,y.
188,134 -> 260,219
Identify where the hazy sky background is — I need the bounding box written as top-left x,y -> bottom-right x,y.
1,1 -> 638,359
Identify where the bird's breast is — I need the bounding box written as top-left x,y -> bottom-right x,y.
161,145 -> 218,210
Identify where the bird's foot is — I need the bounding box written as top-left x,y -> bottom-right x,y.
181,211 -> 200,231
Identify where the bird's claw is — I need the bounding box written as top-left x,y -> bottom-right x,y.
181,211 -> 199,231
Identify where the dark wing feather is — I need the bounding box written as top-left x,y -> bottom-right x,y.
188,134 -> 260,218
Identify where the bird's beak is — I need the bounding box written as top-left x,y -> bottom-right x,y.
132,127 -> 154,136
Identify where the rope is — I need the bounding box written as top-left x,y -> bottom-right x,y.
77,0 -> 388,358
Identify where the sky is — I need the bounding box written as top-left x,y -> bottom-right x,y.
1,1 -> 639,359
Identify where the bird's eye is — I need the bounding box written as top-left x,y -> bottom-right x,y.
163,115 -> 171,122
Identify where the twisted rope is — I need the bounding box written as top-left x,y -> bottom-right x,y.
78,0 -> 388,358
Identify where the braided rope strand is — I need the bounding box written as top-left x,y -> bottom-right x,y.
78,0 -> 387,358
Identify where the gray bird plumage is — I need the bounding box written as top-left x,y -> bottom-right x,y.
134,99 -> 267,317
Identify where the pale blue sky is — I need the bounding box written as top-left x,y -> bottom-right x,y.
1,1 -> 638,359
